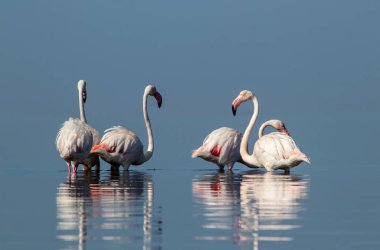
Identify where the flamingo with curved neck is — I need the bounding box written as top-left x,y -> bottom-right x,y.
91,84 -> 162,170
232,90 -> 310,172
258,119 -> 289,138
56,80 -> 100,173
192,112 -> 286,171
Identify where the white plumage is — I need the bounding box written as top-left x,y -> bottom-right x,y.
91,85 -> 162,170
192,127 -> 243,170
232,90 -> 310,173
192,121 -> 288,171
56,80 -> 100,172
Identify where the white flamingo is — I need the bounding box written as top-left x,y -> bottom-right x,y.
56,80 -> 100,173
232,90 -> 310,173
90,84 -> 162,170
192,121 -> 288,171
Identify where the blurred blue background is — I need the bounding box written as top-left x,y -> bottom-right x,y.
0,0 -> 379,170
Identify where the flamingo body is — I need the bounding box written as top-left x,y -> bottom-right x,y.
92,126 -> 145,169
91,84 -> 162,170
56,118 -> 100,170
192,127 -> 243,170
254,132 -> 310,172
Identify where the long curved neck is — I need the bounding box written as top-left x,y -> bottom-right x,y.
258,121 -> 271,138
79,92 -> 87,123
240,96 -> 261,167
142,92 -> 154,163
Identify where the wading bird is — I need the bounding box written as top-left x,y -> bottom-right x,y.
232,90 -> 310,173
91,85 -> 162,170
192,120 -> 288,171
56,80 -> 100,173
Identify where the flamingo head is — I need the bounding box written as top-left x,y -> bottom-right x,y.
77,80 -> 87,103
145,84 -> 162,108
268,119 -> 290,136
232,90 -> 254,116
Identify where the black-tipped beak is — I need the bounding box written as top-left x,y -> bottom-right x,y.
232,105 -> 236,116
155,92 -> 162,108
231,96 -> 241,116
82,90 -> 87,103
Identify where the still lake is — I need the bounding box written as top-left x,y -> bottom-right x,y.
0,162 -> 378,250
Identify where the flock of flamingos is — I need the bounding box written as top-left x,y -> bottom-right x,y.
56,80 -> 310,174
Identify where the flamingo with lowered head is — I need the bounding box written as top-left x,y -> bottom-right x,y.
56,80 -> 100,173
232,90 -> 310,173
192,121 -> 288,171
90,84 -> 162,170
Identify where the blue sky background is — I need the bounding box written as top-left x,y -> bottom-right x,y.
0,0 -> 379,170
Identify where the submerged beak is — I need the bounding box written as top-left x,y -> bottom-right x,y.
154,92 -> 162,108
231,96 -> 241,116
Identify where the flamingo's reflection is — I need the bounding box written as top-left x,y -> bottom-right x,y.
192,170 -> 309,249
56,170 -> 162,250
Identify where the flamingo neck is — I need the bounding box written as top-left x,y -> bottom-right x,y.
142,92 -> 154,163
79,91 -> 87,123
258,121 -> 271,138
240,96 -> 261,167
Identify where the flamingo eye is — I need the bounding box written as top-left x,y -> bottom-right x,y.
82,90 -> 87,103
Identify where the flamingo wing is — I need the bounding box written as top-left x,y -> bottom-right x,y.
254,132 -> 309,170
100,126 -> 144,165
193,127 -> 242,166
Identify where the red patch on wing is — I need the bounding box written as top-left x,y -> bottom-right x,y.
91,144 -> 115,153
210,145 -> 223,157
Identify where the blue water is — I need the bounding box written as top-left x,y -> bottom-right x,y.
0,163 -> 378,250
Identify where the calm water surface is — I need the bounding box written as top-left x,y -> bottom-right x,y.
1,164 -> 378,250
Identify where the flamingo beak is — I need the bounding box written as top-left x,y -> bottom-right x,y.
284,129 -> 290,136
231,96 -> 241,116
155,92 -> 162,108
283,125 -> 290,136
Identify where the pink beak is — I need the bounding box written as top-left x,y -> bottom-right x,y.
155,92 -> 162,108
232,96 -> 242,116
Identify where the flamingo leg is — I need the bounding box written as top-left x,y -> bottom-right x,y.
111,165 -> 119,171
66,162 -> 71,173
122,163 -> 130,171
94,158 -> 100,172
218,165 -> 225,171
73,163 -> 79,173
227,163 -> 234,171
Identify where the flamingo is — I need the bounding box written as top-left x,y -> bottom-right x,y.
56,80 -> 100,173
192,122 -> 288,171
90,84 -> 162,170
232,90 -> 310,173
